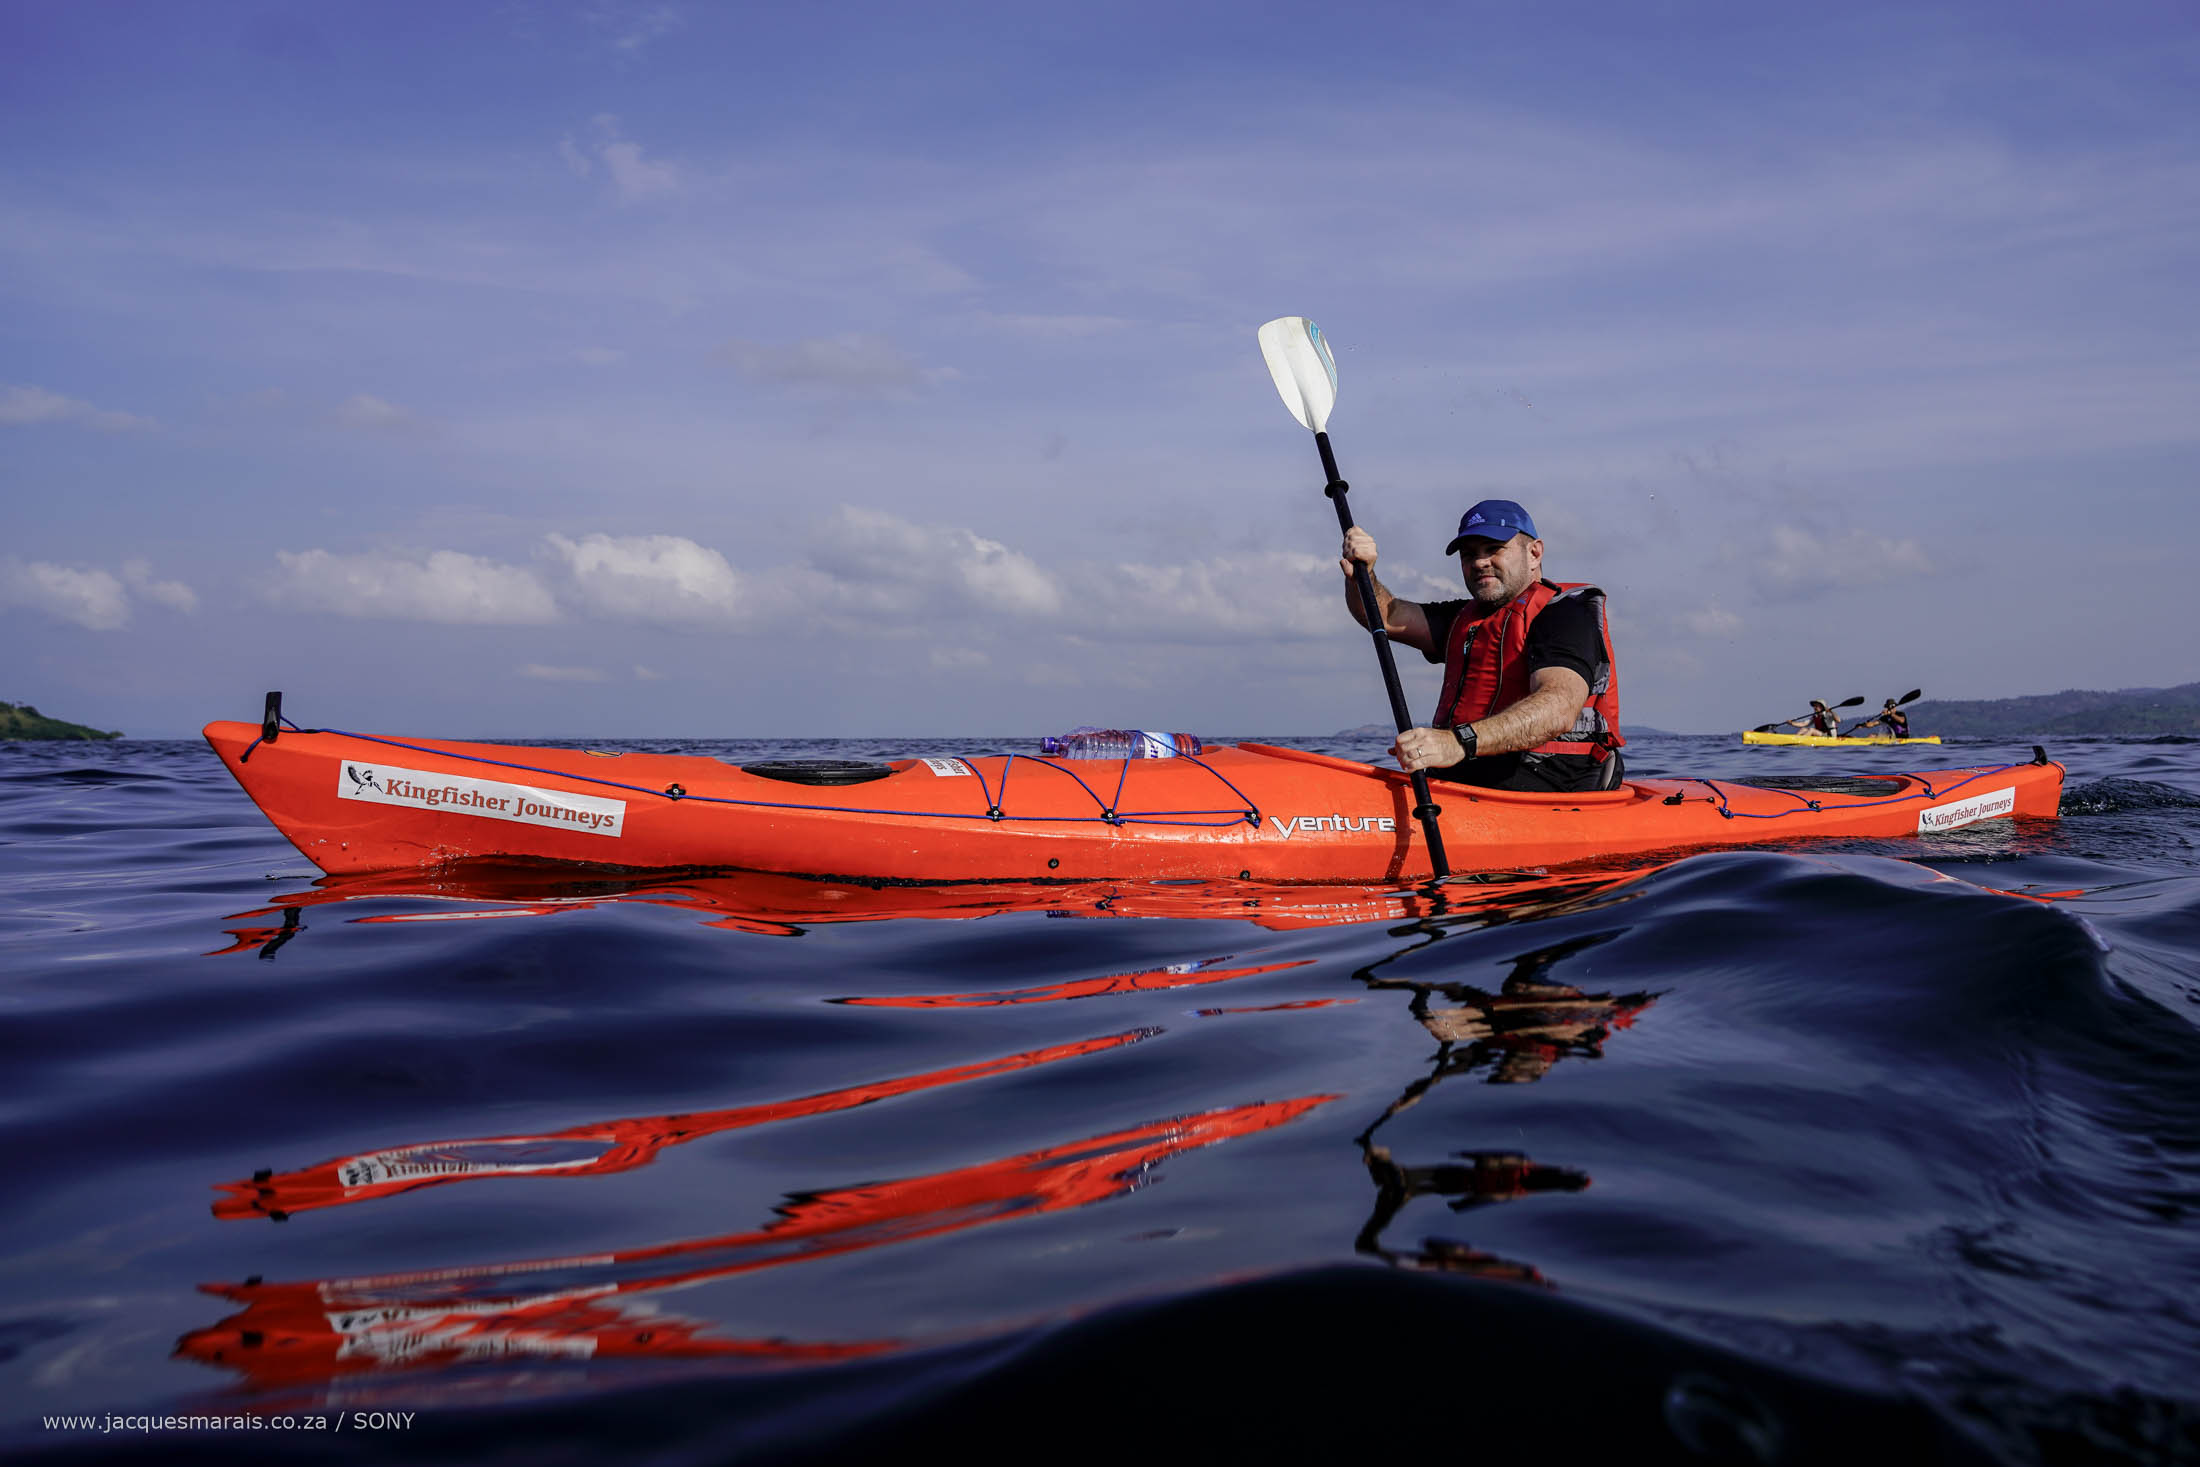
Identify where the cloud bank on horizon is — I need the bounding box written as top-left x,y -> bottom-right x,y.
3,1 -> 2196,737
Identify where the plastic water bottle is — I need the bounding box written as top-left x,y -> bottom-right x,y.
1041,727 -> 1203,759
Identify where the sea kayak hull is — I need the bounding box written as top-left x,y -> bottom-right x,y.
205,722 -> 2063,881
1743,731 -> 1943,746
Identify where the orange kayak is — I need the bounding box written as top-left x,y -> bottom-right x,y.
204,717 -> 2065,881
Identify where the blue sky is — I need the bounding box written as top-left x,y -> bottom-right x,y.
4,1 -> 2196,738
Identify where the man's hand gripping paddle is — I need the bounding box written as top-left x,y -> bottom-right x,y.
1258,316 -> 1450,879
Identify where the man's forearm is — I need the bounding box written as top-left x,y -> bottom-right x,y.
1343,569 -> 1397,633
1460,687 -> 1584,755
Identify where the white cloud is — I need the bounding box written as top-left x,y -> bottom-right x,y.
121,559 -> 198,614
0,557 -> 200,629
789,511 -> 1362,648
979,312 -> 1130,337
718,334 -> 951,394
587,2 -> 684,58
633,665 -> 665,680
0,384 -> 152,433
268,549 -> 558,623
544,532 -> 742,621
930,647 -> 990,671
518,663 -> 608,683
1741,525 -> 1934,601
1095,551 -> 1338,642
1682,604 -> 1742,638
336,393 -> 412,430
579,114 -> 679,202
0,560 -> 131,630
879,244 -> 979,296
600,140 -> 679,201
811,506 -> 1062,617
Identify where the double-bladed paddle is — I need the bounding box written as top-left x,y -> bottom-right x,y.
1840,688 -> 1922,736
1257,316 -> 1450,879
1751,696 -> 1864,734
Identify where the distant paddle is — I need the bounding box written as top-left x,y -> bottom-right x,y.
1258,316 -> 1449,879
1751,696 -> 1864,734
1841,688 -> 1922,737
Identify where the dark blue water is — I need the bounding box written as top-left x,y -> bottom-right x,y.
4,732 -> 2196,1464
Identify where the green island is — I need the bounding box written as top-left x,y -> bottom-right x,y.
0,701 -> 123,741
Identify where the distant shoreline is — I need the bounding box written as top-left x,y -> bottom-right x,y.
1329,682 -> 2200,739
0,702 -> 122,741
13,680 -> 2194,746
1903,682 -> 2200,738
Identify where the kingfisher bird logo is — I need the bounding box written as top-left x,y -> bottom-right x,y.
345,765 -> 384,794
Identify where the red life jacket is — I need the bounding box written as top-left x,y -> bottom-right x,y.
1431,580 -> 1623,761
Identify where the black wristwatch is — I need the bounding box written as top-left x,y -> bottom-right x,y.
1456,724 -> 1478,760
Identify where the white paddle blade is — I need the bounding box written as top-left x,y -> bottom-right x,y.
1257,316 -> 1338,433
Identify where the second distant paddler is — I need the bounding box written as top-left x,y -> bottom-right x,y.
1341,498 -> 1624,793
1851,699 -> 1911,739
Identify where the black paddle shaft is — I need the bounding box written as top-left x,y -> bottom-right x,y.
1315,431 -> 1450,878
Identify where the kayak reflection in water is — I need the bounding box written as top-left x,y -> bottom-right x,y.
211,1028 -> 1160,1219
181,1094 -> 1335,1395
1339,498 -> 1623,794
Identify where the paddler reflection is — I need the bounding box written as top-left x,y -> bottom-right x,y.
182,1093 -> 1335,1394
1348,929 -> 1657,1277
1364,930 -> 1655,1085
1353,1151 -> 1590,1282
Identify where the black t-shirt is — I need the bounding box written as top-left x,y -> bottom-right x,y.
1419,592 -> 1610,792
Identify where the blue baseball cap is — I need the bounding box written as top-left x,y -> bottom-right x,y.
1444,499 -> 1539,553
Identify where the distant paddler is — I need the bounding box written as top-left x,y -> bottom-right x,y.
1790,700 -> 1841,736
1847,691 -> 1922,740
1752,696 -> 1863,736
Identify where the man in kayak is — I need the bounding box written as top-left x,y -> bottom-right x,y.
1851,699 -> 1910,739
1341,499 -> 1622,793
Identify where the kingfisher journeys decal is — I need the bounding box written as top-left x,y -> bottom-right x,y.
336,763 -> 626,837
1916,786 -> 2016,834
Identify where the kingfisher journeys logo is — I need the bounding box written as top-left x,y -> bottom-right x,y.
1916,786 -> 2016,834
335,763 -> 626,837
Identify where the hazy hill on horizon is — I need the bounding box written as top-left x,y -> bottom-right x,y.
1909,682 -> 2200,737
1338,683 -> 2200,740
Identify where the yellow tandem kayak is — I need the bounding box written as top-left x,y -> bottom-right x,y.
1743,731 -> 1942,746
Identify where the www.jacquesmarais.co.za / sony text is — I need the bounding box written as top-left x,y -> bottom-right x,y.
43,1411 -> 418,1433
